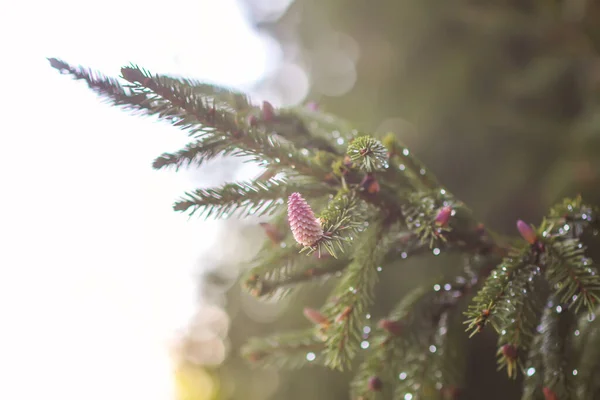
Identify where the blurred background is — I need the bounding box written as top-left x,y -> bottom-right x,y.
1,0 -> 600,399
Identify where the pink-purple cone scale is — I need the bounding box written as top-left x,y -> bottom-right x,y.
287,192 -> 323,246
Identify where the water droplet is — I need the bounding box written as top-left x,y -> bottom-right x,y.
301,149 -> 309,155
573,369 -> 578,376
280,242 -> 287,248
582,213 -> 588,220
429,345 -> 437,353
361,341 -> 370,349
574,330 -> 580,336
306,352 -> 316,361
527,367 -> 536,376
366,314 -> 371,320
349,286 -> 355,292
363,326 -> 371,334
556,305 -> 562,313
377,266 -> 382,272
435,382 -> 443,390
337,138 -> 345,145
402,149 -> 410,156
501,330 -> 506,335
564,224 -> 570,231
274,157 -> 281,163
444,284 -> 452,291
433,248 -> 441,256
419,169 -> 426,175
399,372 -> 407,380
440,189 -> 446,195
401,252 -> 408,259
405,393 -> 413,400
433,284 -> 441,291
588,314 -> 596,322
399,164 -> 406,171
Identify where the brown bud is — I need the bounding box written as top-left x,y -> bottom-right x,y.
440,386 -> 462,400
360,173 -> 380,194
378,319 -> 403,336
543,387 -> 558,400
368,376 -> 383,391
501,344 -> 518,360
303,307 -> 329,326
335,306 -> 353,323
262,101 -> 275,121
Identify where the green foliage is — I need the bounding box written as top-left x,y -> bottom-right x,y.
347,135 -> 389,172
303,190 -> 367,258
50,59 -> 600,399
319,218 -> 391,370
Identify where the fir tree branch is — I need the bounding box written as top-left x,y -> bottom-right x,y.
120,65 -> 331,179
242,329 -> 326,369
545,237 -> 600,315
574,310 -> 600,400
539,298 -> 577,400
521,331 -> 546,400
350,286 -> 429,400
48,58 -> 154,115
320,219 -> 391,371
152,135 -> 231,170
495,264 -> 544,379
302,190 -> 368,258
174,177 -> 332,218
392,278 -> 473,400
464,246 -> 533,336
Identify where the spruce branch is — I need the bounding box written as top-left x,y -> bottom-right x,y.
120,65 -> 330,179
242,329 -> 326,369
539,298 -> 577,400
521,331 -> 546,400
464,246 -> 533,336
320,219 -> 391,371
392,278 -> 473,400
350,286 -> 429,400
152,135 -> 231,170
495,263 -> 544,379
545,238 -> 600,315
47,58 -> 154,115
574,309 -> 600,400
302,190 -> 367,258
174,177 -> 332,218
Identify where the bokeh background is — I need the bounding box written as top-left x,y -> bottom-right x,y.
1,0 -> 600,399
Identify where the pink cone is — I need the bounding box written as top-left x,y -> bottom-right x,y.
516,220 -> 537,244
287,193 -> 323,246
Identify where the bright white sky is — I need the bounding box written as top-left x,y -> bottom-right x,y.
0,1 -> 291,399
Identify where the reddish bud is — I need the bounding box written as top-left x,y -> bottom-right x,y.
259,222 -> 284,244
517,220 -> 537,244
361,173 -> 380,194
303,307 -> 329,326
368,376 -> 383,391
262,101 -> 275,121
378,319 -> 403,336
543,387 -> 558,400
435,206 -> 452,226
501,344 -> 518,360
336,306 -> 353,323
440,386 -> 462,400
288,193 -> 323,246
247,351 -> 266,363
